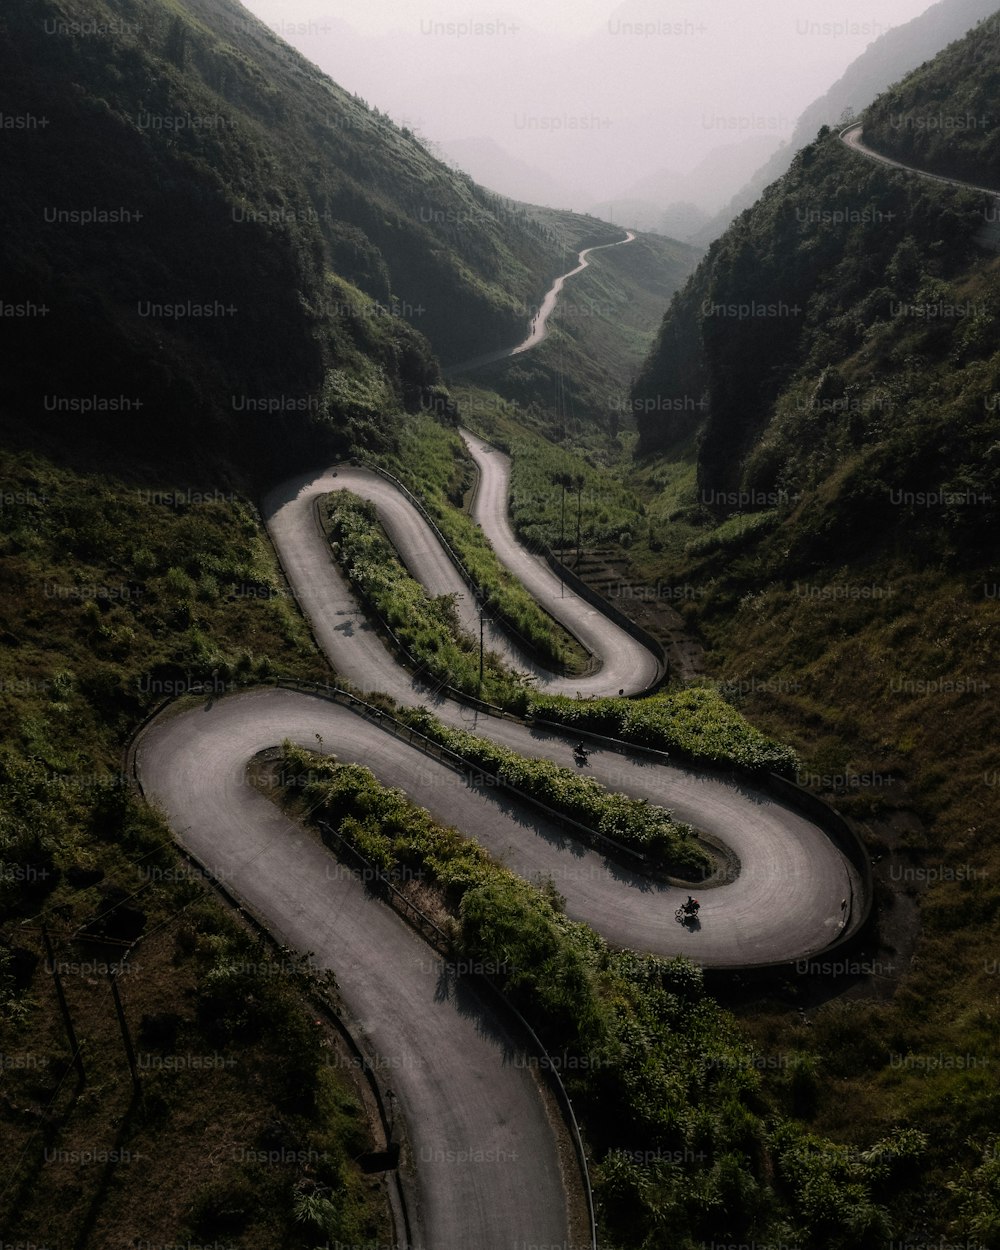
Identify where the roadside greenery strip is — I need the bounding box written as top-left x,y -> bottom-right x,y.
372,412 -> 586,670
431,503 -> 588,672
528,687 -> 800,776
505,432 -> 645,549
318,490 -> 800,778
324,491 -> 532,711
356,456 -> 590,677
396,706 -> 711,879
277,742 -> 926,1248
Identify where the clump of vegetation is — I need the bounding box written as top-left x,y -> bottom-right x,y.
324,490 -> 532,709
374,411 -> 588,671
500,428 -> 646,551
529,687 -> 800,776
394,706 -> 711,879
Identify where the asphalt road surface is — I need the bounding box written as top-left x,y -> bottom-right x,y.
136,460 -> 863,1247
136,690 -> 570,1250
460,426 -> 663,695
287,459 -> 660,697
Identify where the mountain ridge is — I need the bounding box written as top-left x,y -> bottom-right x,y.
693,0 -> 1000,244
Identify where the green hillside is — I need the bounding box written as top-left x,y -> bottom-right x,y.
0,1 -> 708,1244
633,127 -> 993,524
697,0 -> 1000,243
460,221 -> 701,439
6,0 -> 1000,1244
864,14 -> 1000,185
0,0 -> 607,479
613,16 -> 1000,1239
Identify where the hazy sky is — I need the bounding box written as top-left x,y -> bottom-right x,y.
244,0 -> 931,39
239,0 -> 946,211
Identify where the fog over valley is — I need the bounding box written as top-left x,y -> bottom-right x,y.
241,0 -> 941,224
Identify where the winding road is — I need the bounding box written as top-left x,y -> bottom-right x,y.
841,122 -> 1000,198
841,121 -> 1000,252
460,428 -> 662,694
133,236 -> 865,1249
445,229 -> 637,373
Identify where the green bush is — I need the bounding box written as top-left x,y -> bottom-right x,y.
396,708 -> 711,879
325,490 -> 532,709
529,687 -> 800,775
375,411 -> 587,670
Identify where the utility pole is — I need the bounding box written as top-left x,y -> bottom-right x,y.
549,472 -> 567,598
479,607 -> 484,699
108,968 -> 142,1102
574,473 -> 585,568
42,922 -> 85,1087
559,475 -> 567,596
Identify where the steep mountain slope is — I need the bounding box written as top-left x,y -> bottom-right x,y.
0,0 -> 607,479
864,13 -> 1000,183
612,22 -> 1000,1236
633,122 -> 994,556
694,0 -> 1000,244
0,3 -> 666,1243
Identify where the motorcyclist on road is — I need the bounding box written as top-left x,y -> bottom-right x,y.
685,895 -> 700,915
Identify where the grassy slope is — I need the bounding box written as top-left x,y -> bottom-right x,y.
573,20 -> 1000,1237
454,227 -> 702,439
617,507 -> 1000,1236
0,451 -> 393,1246
369,409 -> 591,671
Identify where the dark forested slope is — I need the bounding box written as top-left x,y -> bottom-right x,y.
0,0 -> 607,479
632,110 -> 999,574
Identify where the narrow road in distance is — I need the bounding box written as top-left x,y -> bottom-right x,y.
445,229 -> 636,373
